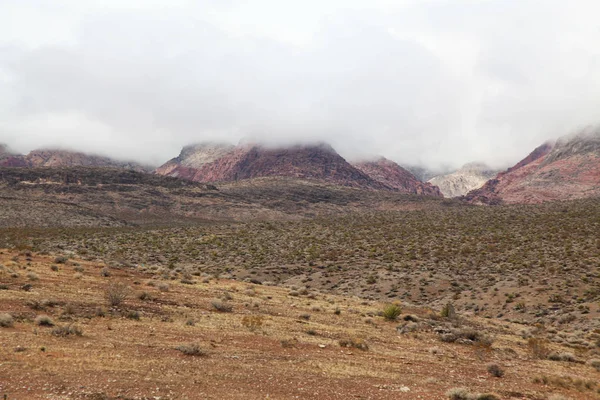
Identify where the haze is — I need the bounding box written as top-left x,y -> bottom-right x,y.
1,0 -> 599,169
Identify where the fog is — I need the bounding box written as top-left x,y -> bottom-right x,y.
1,0 -> 599,169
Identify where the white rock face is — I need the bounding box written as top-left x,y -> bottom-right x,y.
178,142 -> 236,168
155,142 -> 236,176
428,163 -> 498,197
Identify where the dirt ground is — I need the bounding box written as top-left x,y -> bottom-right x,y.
1,251 -> 598,400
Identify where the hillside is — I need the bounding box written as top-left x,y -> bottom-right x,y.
352,157 -> 442,196
0,167 -> 448,228
1,200 -> 600,399
465,128 -> 600,204
0,145 -> 150,171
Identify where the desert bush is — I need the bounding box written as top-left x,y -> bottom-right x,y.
280,338 -> 298,348
446,388 -> 500,400
27,272 -> 39,281
446,388 -> 470,400
137,291 -> 151,301
548,352 -> 577,362
382,304 -> 402,321
241,315 -> 263,331
158,283 -> 169,292
105,282 -> 130,307
126,310 -> 140,320
175,343 -> 207,356
441,302 -> 457,319
0,313 -> 14,327
100,267 -> 111,277
486,363 -> 504,378
588,358 -> 600,371
339,337 -> 369,351
54,256 -> 68,264
528,337 -> 550,359
63,303 -> 76,315
50,265 -> 59,272
35,315 -> 54,326
52,324 -> 83,337
211,300 -> 233,312
441,328 -> 493,346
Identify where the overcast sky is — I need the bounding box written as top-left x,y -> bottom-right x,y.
1,0 -> 599,169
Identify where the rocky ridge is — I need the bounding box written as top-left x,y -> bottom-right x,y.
428,162 -> 498,198
464,127 -> 600,204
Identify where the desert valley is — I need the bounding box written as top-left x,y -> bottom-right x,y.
1,127 -> 599,400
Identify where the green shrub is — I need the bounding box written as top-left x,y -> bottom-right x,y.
382,304 -> 402,321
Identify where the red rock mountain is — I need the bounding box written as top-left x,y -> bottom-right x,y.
25,149 -> 149,171
156,142 -> 389,189
0,144 -> 28,167
0,146 -> 149,171
464,127 -> 600,204
352,157 -> 442,196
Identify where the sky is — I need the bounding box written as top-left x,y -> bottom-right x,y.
1,0 -> 600,170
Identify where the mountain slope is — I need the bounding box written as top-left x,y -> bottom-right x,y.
155,142 -> 235,177
156,142 -> 387,189
464,128 -> 600,204
0,144 -> 28,167
352,157 -> 442,196
25,149 -> 150,171
428,163 -> 498,198
0,146 -> 150,171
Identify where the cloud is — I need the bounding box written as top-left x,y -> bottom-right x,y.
1,0 -> 599,168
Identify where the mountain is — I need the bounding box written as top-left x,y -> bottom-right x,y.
156,142 -> 389,189
25,149 -> 150,171
464,127 -> 600,204
0,146 -> 150,171
352,157 -> 443,196
0,144 -> 28,167
155,142 -> 236,177
403,165 -> 442,182
428,162 -> 498,198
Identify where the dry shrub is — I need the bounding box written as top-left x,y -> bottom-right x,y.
52,324 -> 83,337
527,337 -> 550,359
446,388 -> 500,400
211,300 -> 233,312
339,337 -> 369,351
35,315 -> 54,326
486,363 -> 504,378
105,282 -> 130,307
0,313 -> 14,328
241,315 -> 264,331
176,343 -> 207,356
